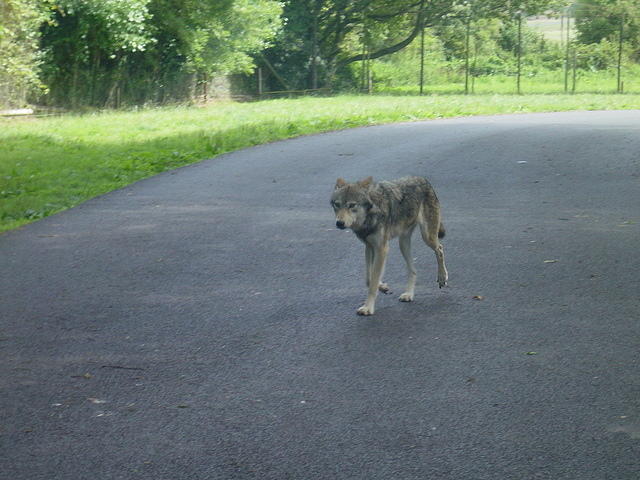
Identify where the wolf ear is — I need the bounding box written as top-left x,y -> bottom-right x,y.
335,178 -> 347,189
358,176 -> 373,188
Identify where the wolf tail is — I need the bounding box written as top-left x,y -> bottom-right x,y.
438,222 -> 446,239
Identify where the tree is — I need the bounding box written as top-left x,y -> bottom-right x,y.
38,0 -> 282,107
147,0 -> 280,77
575,0 -> 639,56
263,0 -> 453,90
40,0 -> 154,106
0,0 -> 49,108
134,0 -> 281,103
265,0 -> 563,90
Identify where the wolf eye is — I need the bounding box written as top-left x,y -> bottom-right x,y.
347,203 -> 357,209
332,201 -> 341,208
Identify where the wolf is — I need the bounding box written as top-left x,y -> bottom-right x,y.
330,176 -> 448,316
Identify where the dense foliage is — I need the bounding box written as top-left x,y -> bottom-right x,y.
38,0 -> 282,107
575,0 -> 640,57
0,0 -> 638,108
0,0 -> 49,107
262,0 -> 560,91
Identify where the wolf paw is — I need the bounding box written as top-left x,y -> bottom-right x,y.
399,292 -> 414,302
378,283 -> 391,294
357,305 -> 374,316
438,273 -> 448,289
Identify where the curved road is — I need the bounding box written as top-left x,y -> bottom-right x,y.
2,111 -> 639,479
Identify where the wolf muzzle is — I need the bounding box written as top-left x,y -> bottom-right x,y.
336,220 -> 346,229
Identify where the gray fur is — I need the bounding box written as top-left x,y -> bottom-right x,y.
331,176 -> 448,316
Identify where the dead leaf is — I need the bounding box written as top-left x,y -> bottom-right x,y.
472,295 -> 484,301
543,259 -> 558,264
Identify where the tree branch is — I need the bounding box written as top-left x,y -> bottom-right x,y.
338,1 -> 428,66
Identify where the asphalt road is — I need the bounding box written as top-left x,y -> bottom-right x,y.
2,111 -> 639,480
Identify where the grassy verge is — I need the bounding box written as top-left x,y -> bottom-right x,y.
2,93 -> 640,232
381,70 -> 640,96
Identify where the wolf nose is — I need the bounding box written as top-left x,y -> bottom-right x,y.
336,220 -> 346,229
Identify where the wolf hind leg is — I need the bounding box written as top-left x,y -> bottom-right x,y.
419,211 -> 448,288
398,229 -> 417,302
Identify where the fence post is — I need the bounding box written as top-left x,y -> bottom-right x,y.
419,27 -> 425,95
617,13 -> 624,93
465,16 -> 471,95
564,13 -> 570,93
516,12 -> 522,95
572,49 -> 577,94
311,14 -> 319,90
472,34 -> 479,94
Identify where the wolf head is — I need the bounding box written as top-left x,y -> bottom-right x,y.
330,176 -> 375,230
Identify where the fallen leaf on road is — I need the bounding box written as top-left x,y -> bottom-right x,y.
526,351 -> 538,356
88,398 -> 106,404
543,259 -> 558,263
472,295 -> 484,300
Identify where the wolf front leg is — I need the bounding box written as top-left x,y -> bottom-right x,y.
358,238 -> 389,316
364,243 -> 373,288
365,243 -> 391,294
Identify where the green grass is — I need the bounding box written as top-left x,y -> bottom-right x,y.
379,69 -> 640,95
2,93 -> 640,232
